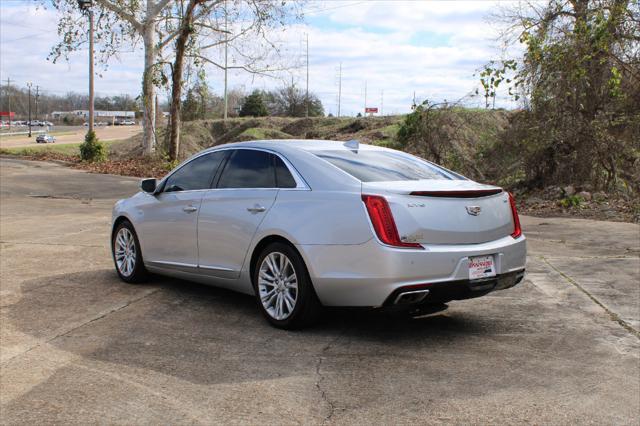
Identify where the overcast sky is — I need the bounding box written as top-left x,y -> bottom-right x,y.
0,0 -> 519,116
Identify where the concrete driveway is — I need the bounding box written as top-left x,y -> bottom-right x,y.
1,158 -> 639,424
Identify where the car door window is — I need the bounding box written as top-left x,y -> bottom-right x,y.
217,149 -> 276,188
164,151 -> 226,192
274,155 -> 297,188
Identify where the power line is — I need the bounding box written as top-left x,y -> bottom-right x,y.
303,1 -> 368,16
0,33 -> 49,43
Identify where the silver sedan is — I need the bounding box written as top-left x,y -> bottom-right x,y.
111,140 -> 526,328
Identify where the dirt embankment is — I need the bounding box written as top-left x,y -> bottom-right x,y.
3,113 -> 637,223
110,116 -> 407,160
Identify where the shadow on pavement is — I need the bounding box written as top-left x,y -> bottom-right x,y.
7,268 -> 494,387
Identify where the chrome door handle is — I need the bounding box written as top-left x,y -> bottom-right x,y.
247,205 -> 266,213
183,205 -> 198,213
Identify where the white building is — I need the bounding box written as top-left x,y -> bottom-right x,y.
51,110 -> 135,120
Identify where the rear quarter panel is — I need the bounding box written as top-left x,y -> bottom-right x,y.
255,189 -> 373,245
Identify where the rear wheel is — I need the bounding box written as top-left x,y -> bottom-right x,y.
253,242 -> 321,329
112,220 -> 148,283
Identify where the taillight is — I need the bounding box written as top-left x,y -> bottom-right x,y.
508,192 -> 522,238
361,195 -> 423,249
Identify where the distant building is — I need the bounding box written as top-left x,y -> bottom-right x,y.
51,110 -> 135,120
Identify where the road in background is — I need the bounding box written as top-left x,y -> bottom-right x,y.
0,125 -> 141,148
1,159 -> 638,424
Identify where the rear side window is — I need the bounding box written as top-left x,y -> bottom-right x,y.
314,150 -> 461,182
274,156 -> 297,188
218,149 -> 276,188
164,151 -> 225,192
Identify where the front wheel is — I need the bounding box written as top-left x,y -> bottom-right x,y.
253,242 -> 321,329
112,220 -> 148,283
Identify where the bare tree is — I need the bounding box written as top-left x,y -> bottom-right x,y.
167,0 -> 211,161
491,0 -> 639,190
163,0 -> 303,160
49,0 -> 204,154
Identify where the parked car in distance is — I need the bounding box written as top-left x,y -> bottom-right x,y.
36,134 -> 56,143
111,140 -> 526,329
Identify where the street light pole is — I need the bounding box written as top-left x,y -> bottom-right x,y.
35,85 -> 39,121
27,82 -> 32,138
78,0 -> 94,132
88,7 -> 94,132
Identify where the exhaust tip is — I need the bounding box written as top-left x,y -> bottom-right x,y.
393,289 -> 430,305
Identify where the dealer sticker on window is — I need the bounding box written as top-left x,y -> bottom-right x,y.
468,255 -> 496,280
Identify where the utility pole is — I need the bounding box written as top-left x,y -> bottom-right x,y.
337,62 -> 342,117
35,85 -> 39,121
364,80 -> 367,116
78,0 -> 94,132
4,77 -> 11,130
88,4 -> 95,132
380,89 -> 383,116
305,33 -> 309,118
223,0 -> 228,120
27,82 -> 32,138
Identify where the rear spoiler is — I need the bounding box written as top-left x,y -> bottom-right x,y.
409,189 -> 503,198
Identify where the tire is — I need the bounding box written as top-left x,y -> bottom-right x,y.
111,220 -> 149,283
253,242 -> 322,329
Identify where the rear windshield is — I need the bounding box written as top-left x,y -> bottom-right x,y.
314,150 -> 464,182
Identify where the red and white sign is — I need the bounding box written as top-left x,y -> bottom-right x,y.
365,107 -> 378,113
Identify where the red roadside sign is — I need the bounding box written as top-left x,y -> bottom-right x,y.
365,107 -> 378,113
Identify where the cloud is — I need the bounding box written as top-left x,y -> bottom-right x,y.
0,0 -> 520,116
0,2 -> 144,98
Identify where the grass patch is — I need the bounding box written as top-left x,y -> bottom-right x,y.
0,131 -> 76,141
0,139 -> 123,157
378,123 -> 401,139
236,127 -> 293,141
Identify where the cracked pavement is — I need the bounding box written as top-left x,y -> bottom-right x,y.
1,158 -> 639,424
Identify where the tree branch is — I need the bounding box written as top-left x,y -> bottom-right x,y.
94,0 -> 144,32
189,54 -> 286,77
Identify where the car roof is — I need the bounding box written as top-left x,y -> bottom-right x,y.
203,139 -> 389,154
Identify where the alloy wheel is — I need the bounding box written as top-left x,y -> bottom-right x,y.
258,252 -> 298,320
114,227 -> 136,277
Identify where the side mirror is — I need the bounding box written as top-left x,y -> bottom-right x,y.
140,178 -> 157,194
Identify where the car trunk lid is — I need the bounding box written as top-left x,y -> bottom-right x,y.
362,180 -> 515,245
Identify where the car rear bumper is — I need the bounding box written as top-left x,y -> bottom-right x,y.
382,269 -> 525,306
297,235 -> 526,307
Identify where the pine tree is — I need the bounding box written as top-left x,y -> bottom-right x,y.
239,91 -> 268,117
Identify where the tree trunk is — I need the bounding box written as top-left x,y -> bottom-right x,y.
141,16 -> 157,155
168,0 -> 202,162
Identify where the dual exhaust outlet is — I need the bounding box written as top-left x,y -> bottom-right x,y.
393,289 -> 430,305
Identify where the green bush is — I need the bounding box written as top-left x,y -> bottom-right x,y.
79,130 -> 106,162
559,195 -> 583,208
239,91 -> 268,117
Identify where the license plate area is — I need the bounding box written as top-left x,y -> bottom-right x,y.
468,255 -> 496,280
